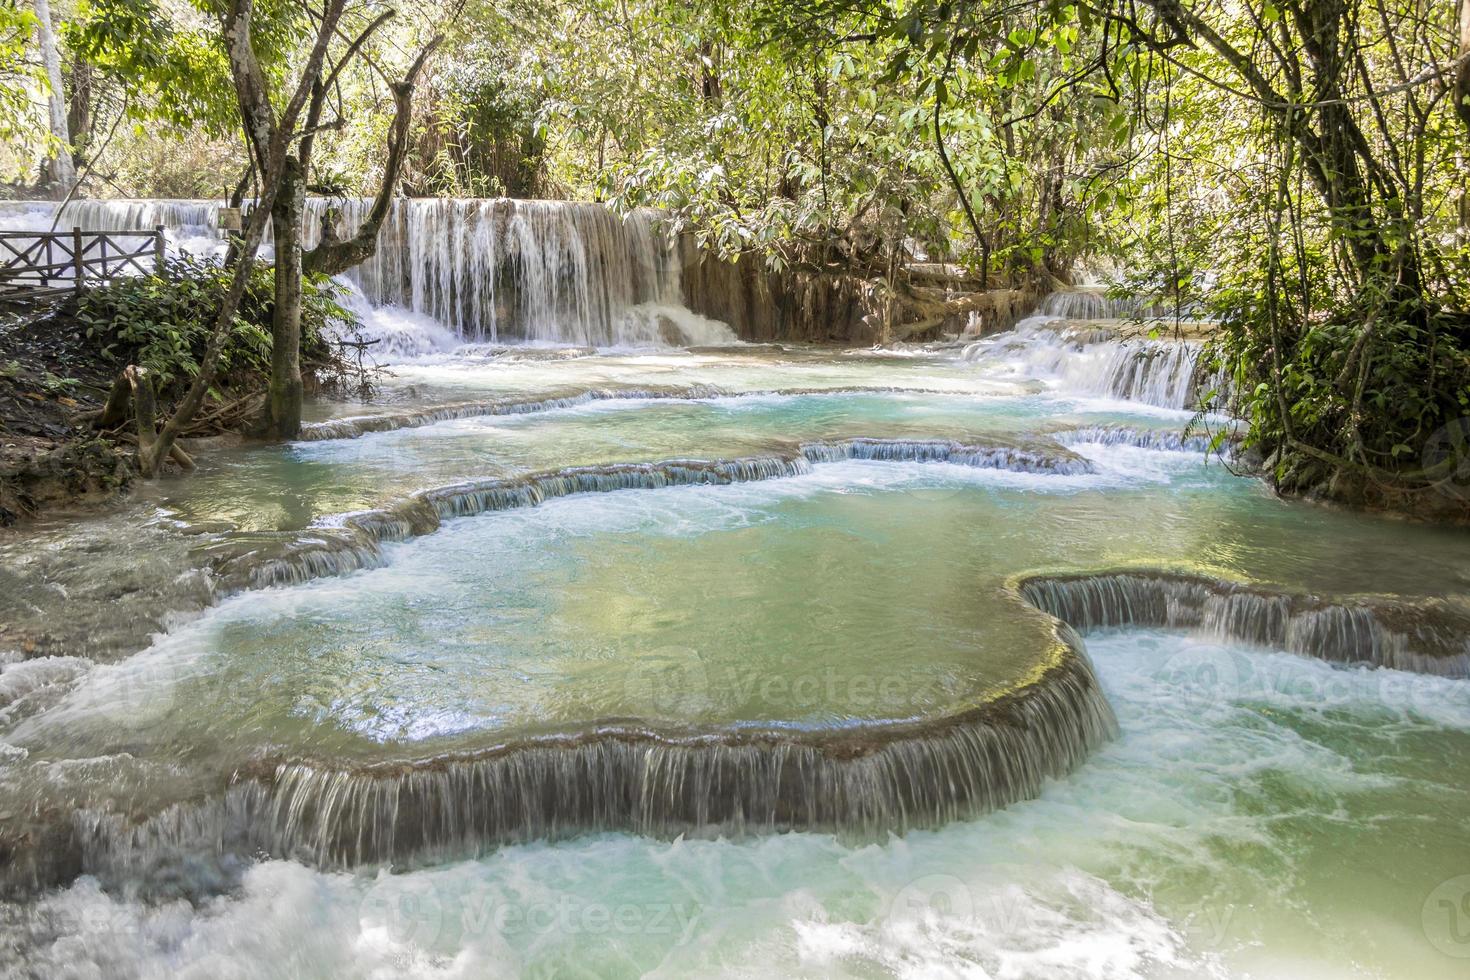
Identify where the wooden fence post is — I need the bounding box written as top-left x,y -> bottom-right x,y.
71,226 -> 83,293
154,225 -> 166,274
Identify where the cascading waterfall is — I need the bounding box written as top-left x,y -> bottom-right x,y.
215,440 -> 1091,590
2,197 -> 737,348
0,436 -> 1135,898
55,198 -> 217,234
55,198 -> 226,258
1090,341 -> 1209,407
302,197 -> 735,346
798,437 -> 1094,474
1036,288 -> 1174,321
1017,570 -> 1470,676
72,633 -> 1116,886
1051,424 -> 1221,453
963,315 -> 1228,411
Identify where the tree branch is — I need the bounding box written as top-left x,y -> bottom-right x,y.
304,35 -> 443,277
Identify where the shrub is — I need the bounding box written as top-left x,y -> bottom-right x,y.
71,254 -> 356,397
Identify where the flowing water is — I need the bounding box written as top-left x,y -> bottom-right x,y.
2,200 -> 1470,978
0,198 -> 732,347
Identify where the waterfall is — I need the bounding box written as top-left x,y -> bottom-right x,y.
1036,287 -> 1181,320
1089,341 -> 1210,408
963,315 -> 1228,411
55,198 -> 226,259
71,635 -> 1115,886
56,198 -> 217,234
798,437 -> 1094,474
1017,570 -> 1470,676
1052,425 -> 1216,453
1,197 -> 738,348
302,197 -> 734,346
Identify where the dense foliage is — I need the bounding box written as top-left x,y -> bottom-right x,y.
72,254 -> 349,396
3,0 -> 1468,506
1098,0 -> 1470,504
0,2 -> 37,156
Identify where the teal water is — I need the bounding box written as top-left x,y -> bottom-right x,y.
2,325 -> 1469,978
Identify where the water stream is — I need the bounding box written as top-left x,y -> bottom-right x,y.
2,199 -> 1468,978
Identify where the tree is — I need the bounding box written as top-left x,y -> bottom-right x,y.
108,0 -> 345,475
31,0 -> 75,193
0,5 -> 40,170
263,24 -> 440,439
69,0 -> 441,452
1457,0 -> 1469,135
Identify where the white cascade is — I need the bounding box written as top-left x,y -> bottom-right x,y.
962,315 -> 1226,411
0,197 -> 738,349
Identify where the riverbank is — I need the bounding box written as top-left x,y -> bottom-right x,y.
0,307 -> 135,525
0,261 -> 369,525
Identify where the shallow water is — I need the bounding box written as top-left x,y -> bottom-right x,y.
2,303 -> 1469,977
8,630 -> 1470,978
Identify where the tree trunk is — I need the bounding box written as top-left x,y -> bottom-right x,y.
32,0 -> 75,195
1142,0 -> 1416,297
1457,0 -> 1470,136
699,39 -> 722,105
267,154 -> 305,438
261,32 -> 437,443
66,55 -> 93,162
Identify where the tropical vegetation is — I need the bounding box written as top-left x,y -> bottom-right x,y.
2,0 -> 1468,506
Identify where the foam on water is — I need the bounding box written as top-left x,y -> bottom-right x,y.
960,316 -> 1221,411
11,628 -> 1468,978
333,279 -> 462,357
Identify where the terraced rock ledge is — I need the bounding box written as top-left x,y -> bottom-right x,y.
76,626 -> 1115,883
17,563 -> 1470,896
205,440 -> 1092,589
1016,568 -> 1470,676
296,384 -> 985,441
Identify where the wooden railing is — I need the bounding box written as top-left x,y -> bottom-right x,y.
0,225 -> 166,302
